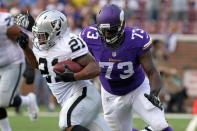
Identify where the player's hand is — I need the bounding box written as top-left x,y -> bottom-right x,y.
17,31 -> 29,49
144,92 -> 163,110
54,65 -> 75,82
14,13 -> 35,31
14,13 -> 29,28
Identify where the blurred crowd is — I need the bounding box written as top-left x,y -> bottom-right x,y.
1,0 -> 193,113
151,39 -> 188,113
1,0 -> 197,34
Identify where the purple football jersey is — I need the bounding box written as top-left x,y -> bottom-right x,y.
80,25 -> 152,95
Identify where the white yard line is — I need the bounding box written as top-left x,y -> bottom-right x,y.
186,115 -> 197,131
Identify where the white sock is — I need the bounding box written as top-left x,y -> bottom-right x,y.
0,118 -> 12,131
20,95 -> 31,106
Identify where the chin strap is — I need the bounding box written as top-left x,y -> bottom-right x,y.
105,33 -> 124,49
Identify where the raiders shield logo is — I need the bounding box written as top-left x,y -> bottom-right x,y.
51,19 -> 61,31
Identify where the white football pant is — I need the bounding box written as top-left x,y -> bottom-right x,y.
101,77 -> 169,131
59,85 -> 110,131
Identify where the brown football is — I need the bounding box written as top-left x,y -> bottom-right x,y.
53,60 -> 83,73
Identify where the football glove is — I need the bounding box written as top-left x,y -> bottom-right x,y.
16,31 -> 29,49
144,92 -> 163,110
54,65 -> 75,82
14,13 -> 35,31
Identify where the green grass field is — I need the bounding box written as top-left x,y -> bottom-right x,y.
7,111 -> 193,131
133,118 -> 191,131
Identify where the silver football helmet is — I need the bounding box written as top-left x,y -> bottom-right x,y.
32,10 -> 68,50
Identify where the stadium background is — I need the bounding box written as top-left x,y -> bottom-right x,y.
1,0 -> 197,131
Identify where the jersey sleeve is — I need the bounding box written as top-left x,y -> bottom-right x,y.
79,25 -> 100,56
79,27 -> 87,42
68,34 -> 89,60
134,28 -> 152,57
79,27 -> 92,54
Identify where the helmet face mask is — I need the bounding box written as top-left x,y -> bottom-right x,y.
98,24 -> 122,45
33,32 -> 49,45
96,4 -> 125,48
32,10 -> 68,50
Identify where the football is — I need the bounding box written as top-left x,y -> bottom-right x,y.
53,60 -> 83,73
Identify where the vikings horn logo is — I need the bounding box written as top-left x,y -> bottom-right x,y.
51,19 -> 61,31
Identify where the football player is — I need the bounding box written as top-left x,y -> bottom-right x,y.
15,10 -> 110,131
0,11 -> 39,131
80,4 -> 173,131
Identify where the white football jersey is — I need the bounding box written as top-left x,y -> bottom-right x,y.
33,32 -> 92,105
0,12 -> 25,67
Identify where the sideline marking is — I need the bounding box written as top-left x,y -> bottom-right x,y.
186,115 -> 197,131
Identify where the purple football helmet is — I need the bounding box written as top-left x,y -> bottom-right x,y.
96,4 -> 125,48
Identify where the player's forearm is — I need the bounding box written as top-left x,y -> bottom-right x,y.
7,25 -> 21,41
74,62 -> 100,80
23,47 -> 38,69
147,69 -> 163,96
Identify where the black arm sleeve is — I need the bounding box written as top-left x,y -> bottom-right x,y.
17,31 -> 29,49
26,14 -> 35,32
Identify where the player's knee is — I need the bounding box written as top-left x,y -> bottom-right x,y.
9,95 -> 22,107
71,125 -> 89,131
0,108 -> 7,119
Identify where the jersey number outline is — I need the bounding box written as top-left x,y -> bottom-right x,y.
69,38 -> 85,52
99,61 -> 134,79
5,16 -> 11,26
38,57 -> 59,83
131,28 -> 144,40
86,26 -> 99,39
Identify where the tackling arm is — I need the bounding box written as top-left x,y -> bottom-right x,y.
6,24 -> 38,69
16,31 -> 38,69
23,47 -> 38,69
6,25 -> 21,41
140,50 -> 163,96
140,50 -> 164,110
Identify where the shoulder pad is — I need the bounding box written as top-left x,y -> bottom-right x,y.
128,27 -> 152,56
125,27 -> 151,49
129,27 -> 151,49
